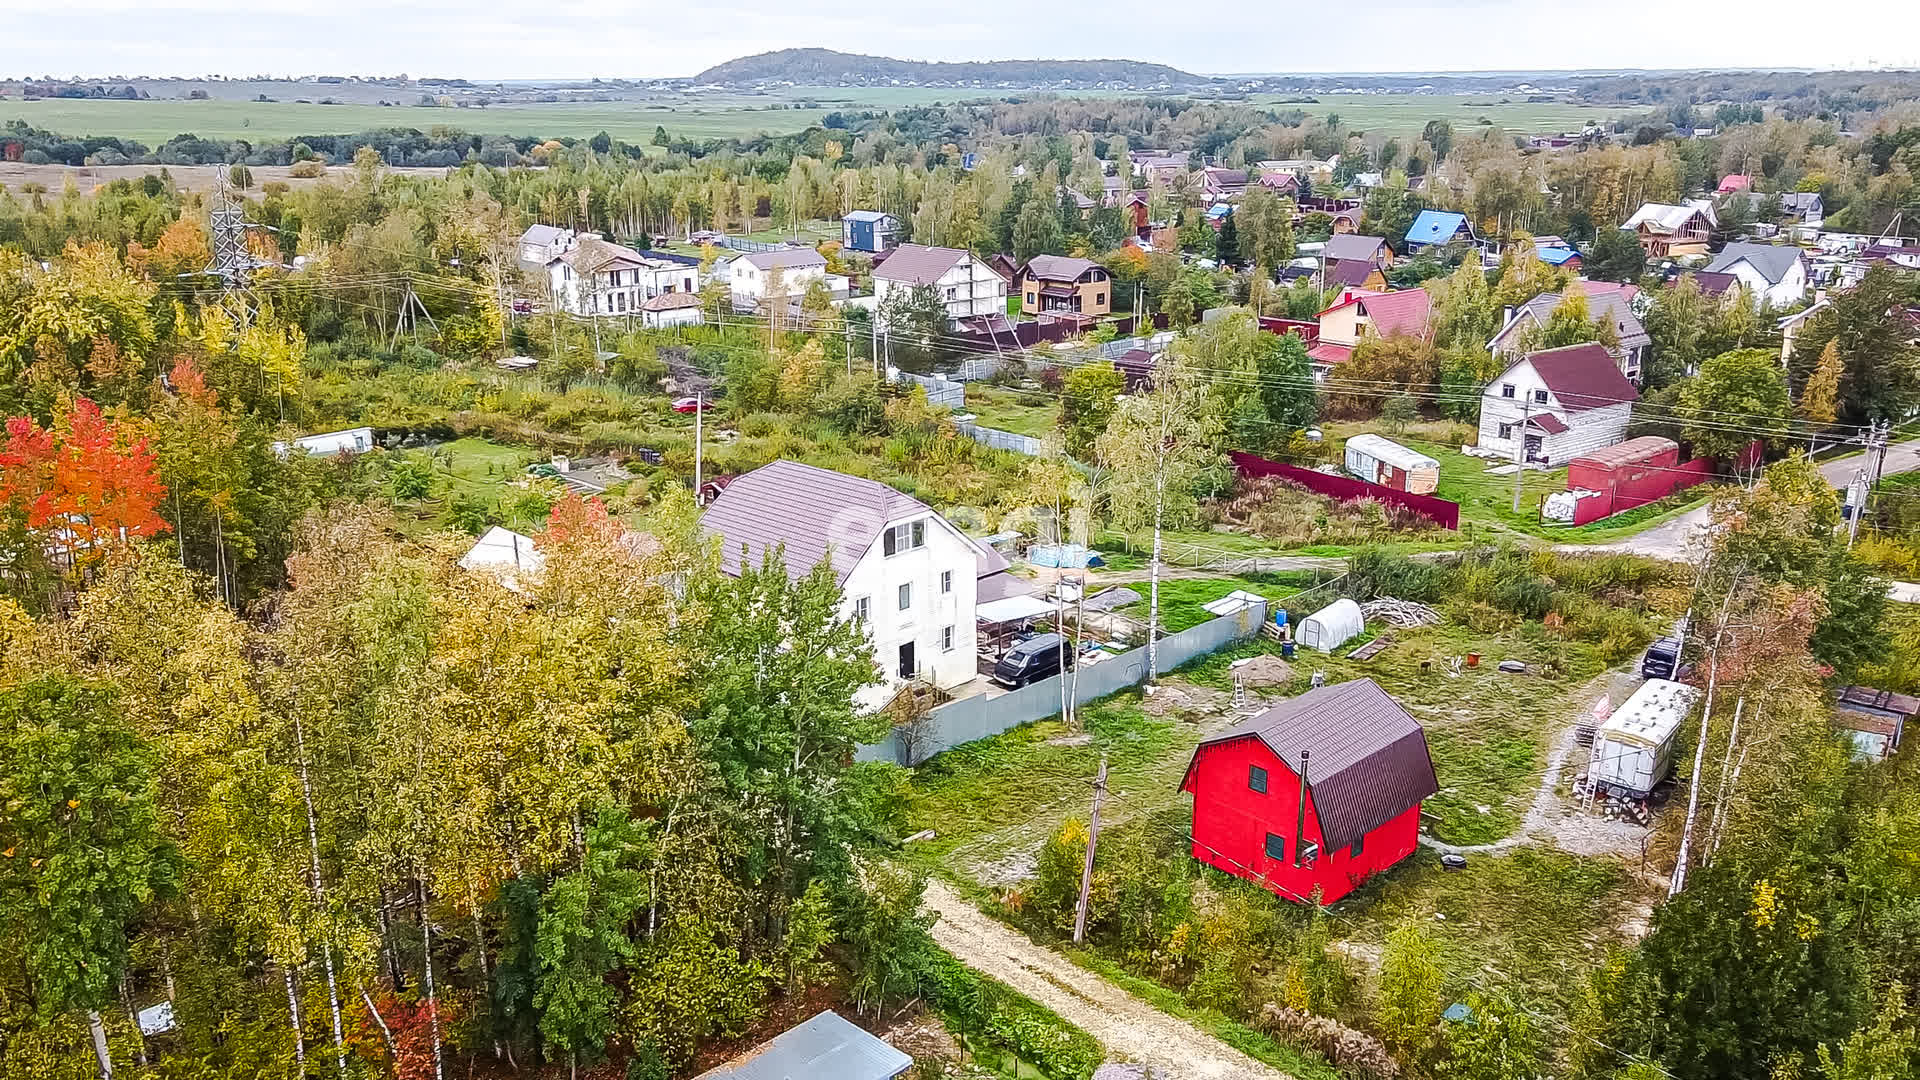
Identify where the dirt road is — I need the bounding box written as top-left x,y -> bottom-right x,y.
1567,437 -> 1920,564
923,878 -> 1296,1080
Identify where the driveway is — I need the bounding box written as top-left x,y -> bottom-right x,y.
1569,436 -> 1920,565
923,878 -> 1296,1080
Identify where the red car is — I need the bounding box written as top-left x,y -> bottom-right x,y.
671,397 -> 712,414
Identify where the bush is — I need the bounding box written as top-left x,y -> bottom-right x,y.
921,951 -> 1101,1079
288,160 -> 327,178
1258,1006 -> 1400,1080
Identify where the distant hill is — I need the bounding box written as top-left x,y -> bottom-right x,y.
691,48 -> 1209,88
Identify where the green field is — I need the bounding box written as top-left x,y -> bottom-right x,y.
1251,92 -> 1622,138
4,87 -> 1624,146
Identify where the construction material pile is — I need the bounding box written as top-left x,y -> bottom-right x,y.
1360,596 -> 1441,628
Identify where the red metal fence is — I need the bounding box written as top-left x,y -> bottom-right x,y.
1569,457 -> 1716,525
1229,451 -> 1461,530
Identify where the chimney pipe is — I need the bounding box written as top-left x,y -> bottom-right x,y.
1294,749 -> 1311,867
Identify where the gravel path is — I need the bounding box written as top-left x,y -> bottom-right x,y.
1421,672 -> 1648,858
923,878 -> 1296,1080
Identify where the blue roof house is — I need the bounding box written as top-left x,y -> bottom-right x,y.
1536,244 -> 1583,267
1404,210 -> 1476,251
843,211 -> 902,254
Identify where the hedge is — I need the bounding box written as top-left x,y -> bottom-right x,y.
922,949 -> 1103,1079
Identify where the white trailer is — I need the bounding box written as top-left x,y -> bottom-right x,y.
1343,434 -> 1441,494
1589,679 -> 1700,799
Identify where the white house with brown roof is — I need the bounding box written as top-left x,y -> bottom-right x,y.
701,460 -> 987,705
1478,343 -> 1640,465
640,291 -> 705,329
872,244 -> 1008,327
545,236 -> 700,317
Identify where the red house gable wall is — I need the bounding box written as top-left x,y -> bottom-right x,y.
1182,736 -> 1423,904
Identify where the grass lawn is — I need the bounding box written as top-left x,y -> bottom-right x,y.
1252,93 -> 1625,140
386,437 -> 546,535
1116,575 -> 1303,632
964,384 -> 1057,439
1402,438 -> 1568,534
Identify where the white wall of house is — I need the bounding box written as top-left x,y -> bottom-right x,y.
730,260 -> 827,305
875,257 -> 1007,326
1476,359 -> 1633,465
838,514 -> 980,709
640,305 -> 704,329
1723,257 -> 1808,310
548,258 -> 703,317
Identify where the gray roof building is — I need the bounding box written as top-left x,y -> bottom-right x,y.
1705,241 -> 1807,285
1321,233 -> 1388,265
742,248 -> 828,272
699,1011 -> 911,1080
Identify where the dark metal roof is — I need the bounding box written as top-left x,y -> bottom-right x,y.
1524,343 -> 1640,413
1526,412 -> 1570,435
701,460 -> 932,584
1184,678 -> 1439,851
1327,259 -> 1377,286
1837,685 -> 1920,719
1323,234 -> 1386,263
704,1011 -> 911,1080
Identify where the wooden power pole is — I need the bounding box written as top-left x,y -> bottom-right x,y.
1072,756 -> 1108,944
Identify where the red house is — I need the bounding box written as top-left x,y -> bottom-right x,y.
1178,678 -> 1438,904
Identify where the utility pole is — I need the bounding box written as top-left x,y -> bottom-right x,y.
1146,371 -> 1172,687
1071,755 -> 1107,944
1848,467 -> 1869,548
1511,419 -> 1527,513
693,390 -> 704,505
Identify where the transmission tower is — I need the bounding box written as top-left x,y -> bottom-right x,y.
201,170 -> 264,322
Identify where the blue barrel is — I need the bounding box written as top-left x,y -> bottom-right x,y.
1281,640 -> 1297,659
1275,609 -> 1289,628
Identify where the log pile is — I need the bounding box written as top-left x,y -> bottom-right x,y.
1360,596 -> 1441,628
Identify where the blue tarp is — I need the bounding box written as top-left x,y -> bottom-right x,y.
1405,209 -> 1469,247
1028,544 -> 1105,568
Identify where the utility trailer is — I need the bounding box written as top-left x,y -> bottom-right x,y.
1589,679 -> 1700,800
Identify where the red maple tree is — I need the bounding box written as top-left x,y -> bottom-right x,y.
0,397 -> 170,560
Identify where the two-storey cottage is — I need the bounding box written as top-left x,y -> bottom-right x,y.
1477,342 -> 1640,465
873,244 -> 1008,327
701,460 -> 985,708
1012,256 -> 1112,317
1487,282 -> 1651,382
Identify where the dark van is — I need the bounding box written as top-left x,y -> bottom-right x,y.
992,633 -> 1073,688
1640,635 -> 1682,680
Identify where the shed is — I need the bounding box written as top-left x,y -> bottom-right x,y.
698,1010 -> 910,1080
1178,678 -> 1439,903
1589,679 -> 1700,798
1343,434 -> 1440,494
1834,686 -> 1919,762
1297,598 -> 1364,653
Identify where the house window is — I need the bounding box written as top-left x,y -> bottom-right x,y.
1501,384 -> 1516,398
898,583 -> 912,611
883,522 -> 927,556
1265,833 -> 1286,861
1095,292 -> 1106,306
1533,389 -> 1549,404
941,570 -> 953,594
1498,423 -> 1514,440
945,287 -> 957,301
1350,834 -> 1364,858
853,596 -> 871,623
942,625 -> 955,651
1249,765 -> 1268,793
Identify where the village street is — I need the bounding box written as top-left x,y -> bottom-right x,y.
1569,435 -> 1920,564
922,878 -> 1297,1080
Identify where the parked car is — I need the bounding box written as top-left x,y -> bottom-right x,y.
991,633 -> 1073,688
1640,634 -> 1686,680
672,396 -> 711,414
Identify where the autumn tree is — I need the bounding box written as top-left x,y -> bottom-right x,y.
1798,339 -> 1844,430
1329,335 -> 1438,417
1060,362 -> 1124,458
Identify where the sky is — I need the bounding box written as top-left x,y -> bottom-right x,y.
3,0 -> 1918,80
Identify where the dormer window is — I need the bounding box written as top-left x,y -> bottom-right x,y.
883,521 -> 927,556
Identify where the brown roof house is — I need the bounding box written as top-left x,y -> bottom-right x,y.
702,460 -> 997,706
1014,255 -> 1113,317
872,244 -> 1009,327
1477,342 -> 1639,466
